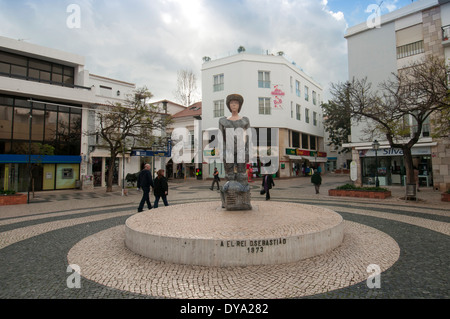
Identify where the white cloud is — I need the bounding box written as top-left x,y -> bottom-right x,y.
0,0 -> 349,102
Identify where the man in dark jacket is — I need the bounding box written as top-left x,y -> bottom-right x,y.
137,163 -> 154,212
210,167 -> 220,190
261,174 -> 275,200
311,170 -> 322,194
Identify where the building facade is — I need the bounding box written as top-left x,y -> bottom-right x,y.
0,36 -> 139,192
344,0 -> 450,191
166,101 -> 202,179
201,51 -> 326,179
85,74 -> 136,189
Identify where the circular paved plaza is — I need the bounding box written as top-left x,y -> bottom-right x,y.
0,176 -> 448,301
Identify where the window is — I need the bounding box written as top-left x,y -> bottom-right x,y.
213,74 -> 224,92
305,108 -> 310,123
258,71 -> 270,88
31,109 -> 45,141
258,97 -> 271,115
304,86 -> 309,101
313,112 -> 317,126
310,135 -> 317,150
295,80 -> 301,97
296,104 -> 301,121
0,104 -> 12,140
301,133 -> 309,149
290,103 -> 293,118
292,131 -> 300,148
10,65 -> 27,78
0,50 -> 75,87
312,91 -> 317,105
213,100 -> 224,118
0,62 -> 10,74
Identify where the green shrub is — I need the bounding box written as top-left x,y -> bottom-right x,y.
336,184 -> 389,192
0,190 -> 17,195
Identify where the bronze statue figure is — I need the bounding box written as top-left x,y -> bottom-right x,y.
218,94 -> 252,210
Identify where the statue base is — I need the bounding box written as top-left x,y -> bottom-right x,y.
220,181 -> 252,211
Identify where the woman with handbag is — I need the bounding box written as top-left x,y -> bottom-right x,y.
153,169 -> 169,208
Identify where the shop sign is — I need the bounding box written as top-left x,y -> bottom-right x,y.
359,147 -> 431,157
204,148 -> 219,157
285,149 -> 327,157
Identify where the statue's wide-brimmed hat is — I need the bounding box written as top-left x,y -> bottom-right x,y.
226,94 -> 244,112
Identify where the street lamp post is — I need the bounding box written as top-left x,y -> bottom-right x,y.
372,140 -> 380,187
152,142 -> 157,177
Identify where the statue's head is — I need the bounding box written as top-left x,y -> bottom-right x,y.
226,94 -> 244,113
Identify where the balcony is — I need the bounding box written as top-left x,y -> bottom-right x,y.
442,25 -> 450,47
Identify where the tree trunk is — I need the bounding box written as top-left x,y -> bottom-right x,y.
106,155 -> 116,192
403,147 -> 415,185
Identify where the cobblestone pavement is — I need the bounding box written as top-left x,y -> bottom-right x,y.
0,174 -> 448,301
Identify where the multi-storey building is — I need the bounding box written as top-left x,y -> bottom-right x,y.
166,101 -> 202,179
0,36 -> 139,192
344,0 -> 450,191
201,51 -> 326,179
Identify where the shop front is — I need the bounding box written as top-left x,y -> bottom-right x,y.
0,154 -> 81,192
284,148 -> 327,177
358,146 -> 433,187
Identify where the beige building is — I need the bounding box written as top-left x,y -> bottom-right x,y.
344,0 -> 450,191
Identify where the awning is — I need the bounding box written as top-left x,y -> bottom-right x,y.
288,155 -> 303,160
302,156 -> 328,163
90,150 -> 130,158
0,154 -> 82,164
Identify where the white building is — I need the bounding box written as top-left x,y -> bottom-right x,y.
85,74 -> 136,189
201,51 -> 326,179
0,36 -> 140,192
344,0 -> 450,191
166,101 -> 202,179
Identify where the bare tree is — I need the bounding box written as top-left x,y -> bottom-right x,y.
330,55 -> 449,186
86,87 -> 172,192
173,69 -> 199,107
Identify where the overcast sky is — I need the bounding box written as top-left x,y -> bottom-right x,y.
0,0 -> 414,103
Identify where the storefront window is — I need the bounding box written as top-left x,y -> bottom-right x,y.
0,104 -> 12,140
13,107 -> 30,140
44,110 -> 57,141
31,109 -> 45,141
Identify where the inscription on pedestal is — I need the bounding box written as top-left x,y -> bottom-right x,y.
220,238 -> 288,253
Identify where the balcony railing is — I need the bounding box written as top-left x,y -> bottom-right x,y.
396,40 -> 424,59
442,25 -> 450,41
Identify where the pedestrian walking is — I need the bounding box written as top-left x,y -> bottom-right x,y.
261,174 -> 275,200
311,170 -> 322,194
210,167 -> 220,190
154,169 -> 169,208
137,163 -> 154,212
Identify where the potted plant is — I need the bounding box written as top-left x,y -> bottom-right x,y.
442,189 -> 450,202
329,184 -> 392,199
0,190 -> 27,206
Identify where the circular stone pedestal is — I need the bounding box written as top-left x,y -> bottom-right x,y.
125,201 -> 344,267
